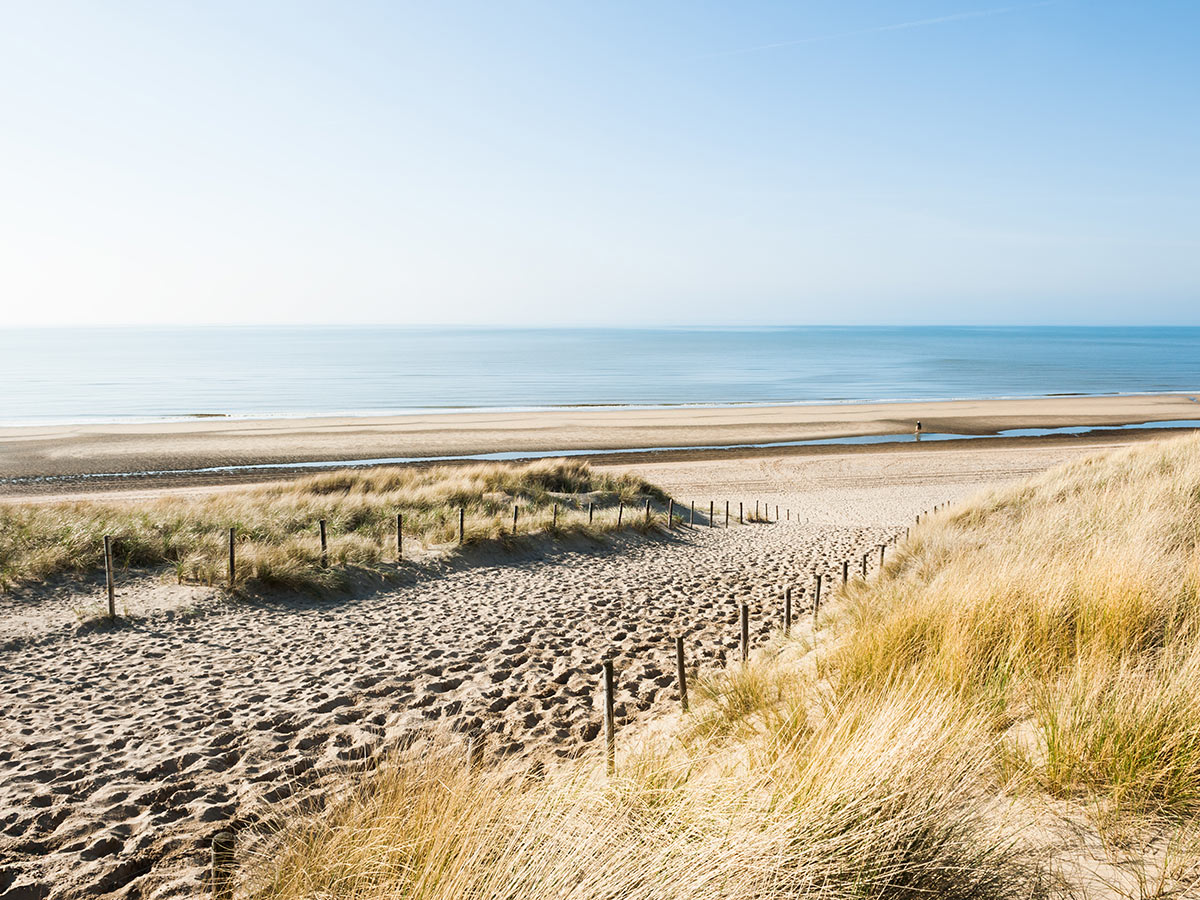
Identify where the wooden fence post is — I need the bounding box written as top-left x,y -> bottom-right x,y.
879,544 -> 885,567
319,519 -> 328,568
709,500 -> 714,527
589,502 -> 594,524
667,498 -> 673,528
553,503 -> 558,529
784,586 -> 792,636
725,500 -> 729,527
814,573 -> 822,621
618,501 -> 623,526
740,604 -> 750,664
690,501 -> 695,526
396,513 -> 403,561
739,502 -> 743,524
103,535 -> 115,617
675,636 -> 688,713
459,507 -> 465,544
603,659 -> 616,775
227,527 -> 235,589
211,830 -> 235,900
842,560 -> 848,584
513,505 -> 519,534
645,498 -> 651,523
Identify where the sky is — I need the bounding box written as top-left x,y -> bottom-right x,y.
0,1 -> 1197,327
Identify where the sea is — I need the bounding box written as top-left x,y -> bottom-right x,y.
1,326 -> 1198,425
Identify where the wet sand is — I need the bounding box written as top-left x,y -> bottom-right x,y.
0,437 -> 1178,897
2,394 -> 1197,490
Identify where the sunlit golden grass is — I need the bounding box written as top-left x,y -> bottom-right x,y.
249,433 -> 1200,897
832,432 -> 1200,819
250,680 -> 1039,900
0,459 -> 668,593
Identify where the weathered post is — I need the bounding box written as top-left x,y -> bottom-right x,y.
675,636 -> 688,713
709,500 -> 714,527
618,501 -> 623,526
603,659 -> 616,775
227,527 -> 235,589
739,502 -> 743,524
319,519 -> 328,568
103,535 -> 115,617
459,507 -> 465,544
725,500 -> 729,526
667,498 -> 674,528
513,504 -> 519,533
690,501 -> 695,526
814,574 -> 823,620
861,553 -> 868,578
775,504 -> 779,520
755,500 -> 759,519
879,544 -> 885,567
645,498 -> 651,522
397,513 -> 403,560
740,604 -> 750,664
589,502 -> 594,524
211,831 -> 235,900
784,586 -> 792,636
842,560 -> 849,585
552,503 -> 558,529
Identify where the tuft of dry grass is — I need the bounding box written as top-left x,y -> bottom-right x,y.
249,679 -> 1041,900
831,432 -> 1200,821
0,460 -> 668,594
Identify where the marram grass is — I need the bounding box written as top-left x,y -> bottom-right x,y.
832,431 -> 1200,819
249,683 -> 1039,900
0,459 -> 668,593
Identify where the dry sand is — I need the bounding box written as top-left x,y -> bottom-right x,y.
0,438 -> 1168,898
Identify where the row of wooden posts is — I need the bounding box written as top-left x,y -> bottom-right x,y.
101,498 -> 803,610
108,500 -> 953,615
596,499 -> 950,774
208,498 -> 953,890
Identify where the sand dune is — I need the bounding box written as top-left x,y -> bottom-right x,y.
0,441 -> 1125,897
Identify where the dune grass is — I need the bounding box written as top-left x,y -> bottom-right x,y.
832,432 -> 1200,821
0,460 -> 668,593
250,678 -> 1039,900
247,432 -> 1200,898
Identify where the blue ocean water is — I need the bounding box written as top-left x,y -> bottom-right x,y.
0,326 -> 1197,424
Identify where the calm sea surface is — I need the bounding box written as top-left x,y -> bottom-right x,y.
1,326 -> 1197,425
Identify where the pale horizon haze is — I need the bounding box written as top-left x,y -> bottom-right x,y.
1,1 -> 1197,327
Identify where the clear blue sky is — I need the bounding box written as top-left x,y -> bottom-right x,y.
1,1 -> 1196,326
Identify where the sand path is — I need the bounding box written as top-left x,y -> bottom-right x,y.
0,443 -> 1098,899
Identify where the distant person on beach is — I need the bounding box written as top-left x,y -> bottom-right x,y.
915,420 -> 922,441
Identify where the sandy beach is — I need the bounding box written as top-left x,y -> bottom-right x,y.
1,394 -> 1197,496
0,436 -> 1127,898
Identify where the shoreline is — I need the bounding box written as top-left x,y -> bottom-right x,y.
0,388 -> 1190,428
2,393 -> 1198,498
